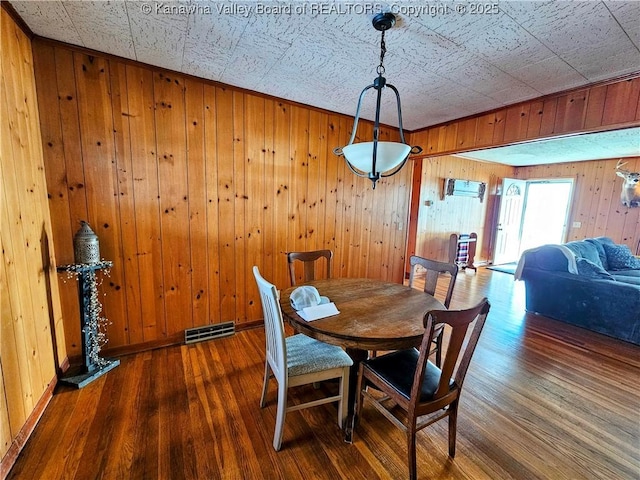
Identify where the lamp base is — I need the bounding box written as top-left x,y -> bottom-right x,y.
59,358 -> 120,389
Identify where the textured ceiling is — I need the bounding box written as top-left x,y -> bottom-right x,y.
10,0 -> 640,132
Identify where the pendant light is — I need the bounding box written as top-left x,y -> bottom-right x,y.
333,12 -> 422,189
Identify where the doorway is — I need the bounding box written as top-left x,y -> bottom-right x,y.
493,178 -> 574,265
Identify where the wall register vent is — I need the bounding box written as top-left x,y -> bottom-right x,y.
185,321 -> 235,344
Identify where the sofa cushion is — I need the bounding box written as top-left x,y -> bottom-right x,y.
565,240 -> 604,268
585,237 -> 615,270
602,243 -> 640,270
576,258 -> 615,279
611,269 -> 640,278
610,274 -> 640,286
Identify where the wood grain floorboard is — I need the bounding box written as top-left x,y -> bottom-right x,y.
7,268 -> 640,479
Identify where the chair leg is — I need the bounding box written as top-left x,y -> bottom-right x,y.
337,366 -> 349,428
273,381 -> 287,451
354,367 -> 366,431
407,427 -> 418,480
448,402 -> 458,458
260,362 -> 271,408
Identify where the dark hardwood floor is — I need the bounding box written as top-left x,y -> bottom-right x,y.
8,268 -> 640,479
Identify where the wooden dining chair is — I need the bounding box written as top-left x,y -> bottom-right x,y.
409,255 -> 459,366
355,298 -> 490,480
287,249 -> 333,286
252,266 -> 352,450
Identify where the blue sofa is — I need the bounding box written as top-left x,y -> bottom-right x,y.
516,237 -> 640,345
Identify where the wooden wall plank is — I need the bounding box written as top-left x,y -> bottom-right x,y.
109,61 -> 143,345
50,48 -> 88,356
456,118 -> 477,150
526,101 -> 544,138
203,86 -> 221,323
554,90 -> 588,134
288,105 -> 310,283
244,94 -> 265,321
1,8 -> 61,468
154,71 -> 193,334
539,98 -> 558,136
491,109 -> 507,144
185,79 -> 209,328
307,110 -> 322,254
602,78 -> 640,126
215,87 -> 236,323
584,85 -> 607,129
0,161 -> 30,443
261,98 -> 277,284
124,65 -> 166,342
30,44 -> 68,368
272,101 -> 291,288
503,104 -> 531,143
474,112 -> 497,147
74,52 -> 128,345
232,91 -> 247,324
322,115 -> 341,259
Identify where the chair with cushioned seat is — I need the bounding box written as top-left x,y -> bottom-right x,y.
355,298 -> 490,480
287,249 -> 333,286
253,266 -> 352,450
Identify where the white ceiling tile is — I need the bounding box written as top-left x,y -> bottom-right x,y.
508,56 -> 586,94
606,0 -> 640,48
484,82 -> 542,106
10,1 -> 82,46
182,12 -> 250,82
63,1 -> 135,59
125,0 -> 190,71
561,42 -> 640,80
501,1 -> 630,56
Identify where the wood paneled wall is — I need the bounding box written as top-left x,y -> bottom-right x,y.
516,157 -> 640,251
411,156 -> 514,264
31,39 -> 412,358
410,75 -> 640,157
0,8 -> 64,471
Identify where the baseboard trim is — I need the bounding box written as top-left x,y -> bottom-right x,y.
0,375 -> 57,480
65,320 -> 264,363
58,355 -> 70,374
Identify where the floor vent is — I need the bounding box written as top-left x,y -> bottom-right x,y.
185,321 -> 235,344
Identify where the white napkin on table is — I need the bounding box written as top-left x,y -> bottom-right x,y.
296,302 -> 340,322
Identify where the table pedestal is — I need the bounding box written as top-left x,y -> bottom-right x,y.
343,348 -> 368,443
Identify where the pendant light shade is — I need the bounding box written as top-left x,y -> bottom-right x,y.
342,142 -> 411,174
333,12 -> 422,189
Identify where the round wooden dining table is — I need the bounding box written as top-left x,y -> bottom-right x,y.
279,277 -> 445,441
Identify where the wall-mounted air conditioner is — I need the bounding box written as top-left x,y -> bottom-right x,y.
443,178 -> 486,202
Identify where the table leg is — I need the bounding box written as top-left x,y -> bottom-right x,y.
343,348 -> 368,443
